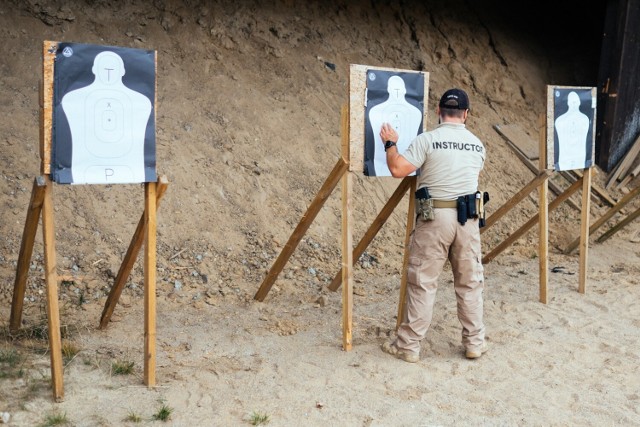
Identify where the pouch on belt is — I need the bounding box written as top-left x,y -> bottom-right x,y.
415,187 -> 435,221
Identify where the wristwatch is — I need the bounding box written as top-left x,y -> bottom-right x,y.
384,140 -> 397,151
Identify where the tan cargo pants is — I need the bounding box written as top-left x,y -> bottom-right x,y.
395,207 -> 485,355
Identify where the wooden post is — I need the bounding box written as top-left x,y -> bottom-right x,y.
539,181 -> 548,303
41,41 -> 56,175
41,176 -> 64,400
396,176 -> 417,329
341,175 -> 353,351
39,42 -> 62,401
144,182 -> 157,386
328,176 -> 413,292
538,116 -> 549,304
340,105 -> 353,351
100,176 -> 169,329
254,157 -> 348,301
578,168 -> 593,294
10,176 -> 47,332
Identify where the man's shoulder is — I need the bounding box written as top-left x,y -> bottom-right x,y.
413,130 -> 435,144
459,127 -> 483,143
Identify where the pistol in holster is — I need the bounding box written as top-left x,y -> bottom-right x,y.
415,187 -> 435,221
456,191 -> 490,227
479,191 -> 489,227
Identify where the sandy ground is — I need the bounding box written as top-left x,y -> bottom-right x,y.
1,1 -> 639,426
3,239 -> 640,426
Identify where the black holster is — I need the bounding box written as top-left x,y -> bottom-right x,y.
457,192 -> 489,227
456,196 -> 468,225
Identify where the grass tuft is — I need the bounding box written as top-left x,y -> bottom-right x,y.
125,411 -> 142,423
250,411 -> 270,425
40,411 -> 68,426
112,359 -> 135,375
0,347 -> 21,365
61,341 -> 80,364
0,347 -> 25,379
152,404 -> 173,422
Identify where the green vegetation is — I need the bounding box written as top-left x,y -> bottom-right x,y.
61,341 -> 80,364
125,411 -> 142,423
111,359 -> 135,375
250,411 -> 270,425
152,404 -> 173,422
77,289 -> 86,306
0,347 -> 25,379
40,412 -> 69,426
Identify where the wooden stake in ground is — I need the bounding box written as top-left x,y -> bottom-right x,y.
10,176 -> 46,333
340,104 -> 353,351
538,115 -> 549,304
144,181 -> 157,386
578,168 -> 593,293
396,176 -> 417,329
41,176 -> 64,401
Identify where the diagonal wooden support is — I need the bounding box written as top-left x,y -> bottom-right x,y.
596,205 -> 640,243
483,176 -> 583,264
480,170 -> 551,233
10,176 -> 47,333
570,168 -> 615,207
494,124 -> 581,211
328,176 -> 413,292
254,157 -> 349,302
563,184 -> 640,254
605,133 -> 640,189
99,176 -> 169,329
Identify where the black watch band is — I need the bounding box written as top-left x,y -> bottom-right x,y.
384,140 -> 397,151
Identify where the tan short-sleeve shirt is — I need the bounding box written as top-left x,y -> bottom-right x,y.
402,123 -> 485,199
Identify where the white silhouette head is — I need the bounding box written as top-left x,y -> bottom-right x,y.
387,76 -> 407,100
567,91 -> 580,111
92,51 -> 125,85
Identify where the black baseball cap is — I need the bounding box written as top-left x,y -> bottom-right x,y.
439,88 -> 470,110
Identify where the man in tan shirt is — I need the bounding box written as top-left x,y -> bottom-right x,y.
379,88 -> 488,362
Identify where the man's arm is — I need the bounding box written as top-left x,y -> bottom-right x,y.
380,123 -> 418,178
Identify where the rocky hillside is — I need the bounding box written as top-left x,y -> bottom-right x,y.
0,0 -> 619,307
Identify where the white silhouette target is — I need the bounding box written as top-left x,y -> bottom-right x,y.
368,76 -> 422,176
547,86 -> 596,171
363,70 -> 424,177
553,91 -> 590,170
53,44 -> 156,185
